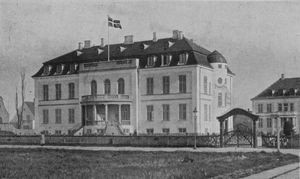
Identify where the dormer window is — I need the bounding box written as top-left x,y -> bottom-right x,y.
283,89 -> 287,95
271,90 -> 276,96
161,54 -> 172,66
178,53 -> 188,65
69,63 -> 78,74
142,43 -> 149,49
43,65 -> 52,76
168,41 -> 175,48
120,46 -> 126,52
147,56 -> 157,67
56,64 -> 64,75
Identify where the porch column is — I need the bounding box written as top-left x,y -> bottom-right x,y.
253,119 -> 257,148
119,104 -> 122,124
93,105 -> 97,124
105,104 -> 108,121
220,120 -> 224,148
84,105 -> 88,125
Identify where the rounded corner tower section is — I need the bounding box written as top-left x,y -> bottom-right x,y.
207,50 -> 233,132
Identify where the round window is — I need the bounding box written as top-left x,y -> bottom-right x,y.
218,77 -> 223,84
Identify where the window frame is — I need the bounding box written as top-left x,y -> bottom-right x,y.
68,83 -> 75,99
179,104 -> 187,120
118,78 -> 125,94
146,77 -> 154,95
43,85 -> 49,101
55,83 -> 62,100
104,79 -> 111,94
162,76 -> 170,94
68,108 -> 75,124
147,105 -> 154,121
179,75 -> 186,93
55,108 -> 62,124
162,104 -> 170,121
91,80 -> 97,96
42,109 -> 49,124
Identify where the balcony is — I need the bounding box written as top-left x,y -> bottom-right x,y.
81,94 -> 131,103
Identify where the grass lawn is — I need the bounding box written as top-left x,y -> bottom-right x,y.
0,148 -> 298,179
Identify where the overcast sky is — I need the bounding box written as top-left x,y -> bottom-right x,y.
1,0 -> 300,118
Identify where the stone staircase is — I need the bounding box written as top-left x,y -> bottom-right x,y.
105,121 -> 123,135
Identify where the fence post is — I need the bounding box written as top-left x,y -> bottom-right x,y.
220,120 -> 224,147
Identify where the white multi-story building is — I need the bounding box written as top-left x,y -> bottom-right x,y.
252,74 -> 300,135
32,30 -> 234,135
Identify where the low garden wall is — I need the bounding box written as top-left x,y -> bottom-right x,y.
0,135 -> 220,147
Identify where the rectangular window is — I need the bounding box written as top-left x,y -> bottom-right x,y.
147,56 -> 156,67
68,108 -> 75,124
162,128 -> 170,134
146,128 -> 154,135
146,78 -> 154,95
147,105 -> 154,121
267,104 -> 272,113
43,85 -> 49,101
283,103 -> 288,112
161,54 -> 172,66
209,105 -> 211,121
204,104 -> 208,121
290,103 -> 294,112
278,103 -> 282,112
179,104 -> 187,120
218,93 -> 222,107
162,76 -> 170,94
204,76 -> 208,94
179,75 -> 186,93
42,109 -> 49,124
55,130 -> 61,135
68,130 -> 72,135
267,118 -> 272,128
178,53 -> 188,65
178,128 -> 187,133
55,84 -> 62,100
258,104 -> 263,113
55,108 -> 62,124
162,104 -> 170,121
69,83 -> 75,99
258,118 -> 263,128
121,105 -> 130,121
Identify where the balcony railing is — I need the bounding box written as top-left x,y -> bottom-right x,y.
82,94 -> 130,102
85,120 -> 107,127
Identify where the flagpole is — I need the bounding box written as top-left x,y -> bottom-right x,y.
107,15 -> 110,62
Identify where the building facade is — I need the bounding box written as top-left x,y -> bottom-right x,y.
33,30 -> 234,135
252,75 -> 300,135
0,96 -> 9,125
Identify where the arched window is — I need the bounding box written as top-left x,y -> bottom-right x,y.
104,79 -> 110,94
118,78 -> 125,94
91,80 -> 97,96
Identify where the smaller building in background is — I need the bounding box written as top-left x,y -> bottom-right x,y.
0,96 -> 9,124
251,74 -> 300,135
11,101 -> 35,130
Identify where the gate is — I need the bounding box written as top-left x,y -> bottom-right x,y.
223,129 -> 253,147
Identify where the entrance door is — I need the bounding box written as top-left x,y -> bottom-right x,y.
108,105 -> 119,124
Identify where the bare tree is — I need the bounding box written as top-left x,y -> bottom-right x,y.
15,70 -> 26,129
15,87 -> 20,129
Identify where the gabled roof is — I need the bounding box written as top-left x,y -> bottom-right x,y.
252,77 -> 300,100
25,102 -> 35,115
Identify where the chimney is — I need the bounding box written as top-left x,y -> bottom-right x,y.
124,35 -> 134,44
281,73 -> 285,79
178,31 -> 183,40
172,30 -> 179,39
153,32 -> 157,42
100,38 -> 104,47
78,42 -> 83,50
84,40 -> 91,48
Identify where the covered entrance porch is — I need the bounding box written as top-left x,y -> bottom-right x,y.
81,103 -> 131,135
